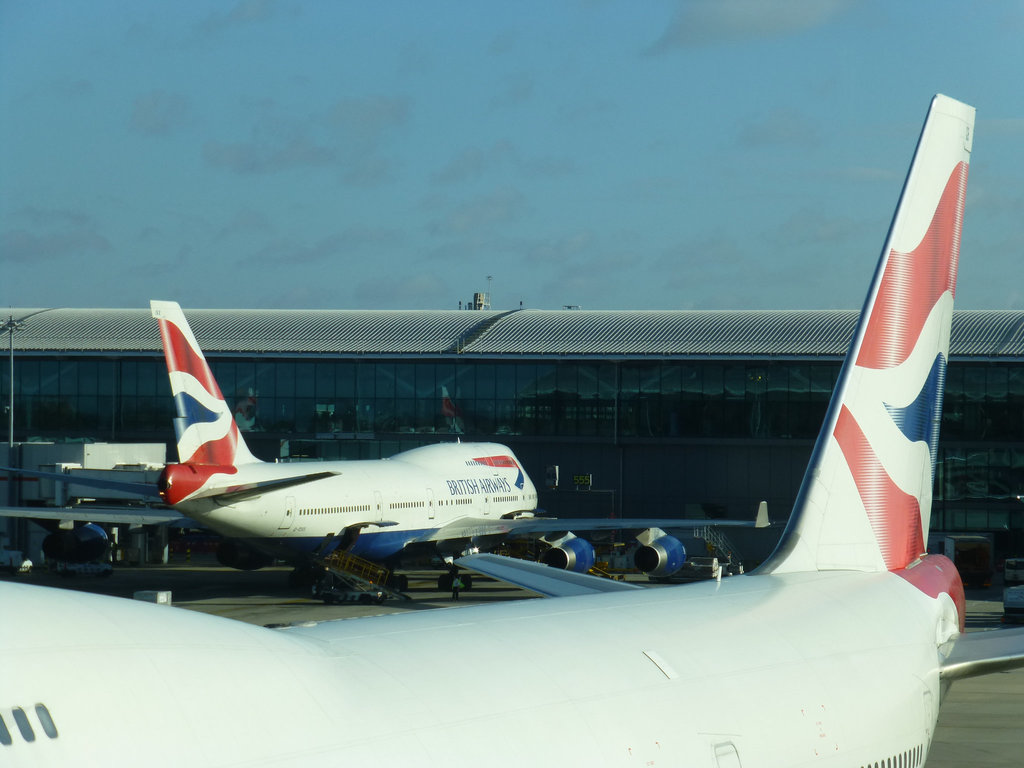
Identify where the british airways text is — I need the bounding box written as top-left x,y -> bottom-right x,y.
446,477 -> 513,496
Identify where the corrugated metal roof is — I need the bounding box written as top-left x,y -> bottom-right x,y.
6,308 -> 494,354
5,308 -> 1024,359
465,310 -> 861,356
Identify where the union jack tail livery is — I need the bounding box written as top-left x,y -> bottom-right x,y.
764,95 -> 974,576
151,300 -> 260,467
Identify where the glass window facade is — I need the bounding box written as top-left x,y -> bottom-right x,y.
5,356 -> 1024,443
3,355 -> 1023,544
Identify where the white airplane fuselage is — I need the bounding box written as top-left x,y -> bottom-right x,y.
3,567 -> 948,767
173,441 -> 538,562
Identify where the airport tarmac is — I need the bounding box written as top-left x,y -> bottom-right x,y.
9,561 -> 1023,765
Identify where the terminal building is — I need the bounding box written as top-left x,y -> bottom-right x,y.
3,306 -> 1024,560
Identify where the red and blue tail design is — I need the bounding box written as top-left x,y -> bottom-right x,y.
764,95 -> 974,575
151,301 -> 259,467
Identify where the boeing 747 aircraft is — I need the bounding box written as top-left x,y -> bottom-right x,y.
3,94 -> 1022,767
1,309 -> 764,580
142,298 -> 762,579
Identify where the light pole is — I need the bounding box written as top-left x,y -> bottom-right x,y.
2,309 -> 60,450
1,315 -> 24,449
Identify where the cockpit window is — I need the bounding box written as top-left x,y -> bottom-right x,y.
0,714 -> 12,746
34,704 -> 58,739
11,708 -> 35,742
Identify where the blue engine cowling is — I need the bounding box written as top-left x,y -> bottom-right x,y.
634,534 -> 686,577
540,534 -> 596,573
42,523 -> 108,563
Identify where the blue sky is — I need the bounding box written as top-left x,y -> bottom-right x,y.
2,1 -> 1022,312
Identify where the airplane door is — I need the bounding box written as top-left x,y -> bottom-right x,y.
374,491 -> 383,521
279,496 -> 296,530
426,488 -> 435,520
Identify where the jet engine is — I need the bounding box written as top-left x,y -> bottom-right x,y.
41,522 -> 108,563
540,533 -> 595,573
633,528 -> 686,577
216,540 -> 273,571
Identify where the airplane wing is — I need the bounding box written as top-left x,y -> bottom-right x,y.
498,514 -> 767,535
1,464 -> 162,498
940,627 -> 1024,681
416,512 -> 768,543
455,553 -> 643,597
3,463 -> 340,506
0,505 -> 188,526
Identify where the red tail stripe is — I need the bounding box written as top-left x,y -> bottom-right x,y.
857,161 -> 968,370
157,319 -> 225,401
185,434 -> 240,467
834,406 -> 924,570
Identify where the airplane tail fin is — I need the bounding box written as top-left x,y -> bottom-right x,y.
151,300 -> 260,467
762,95 -> 974,575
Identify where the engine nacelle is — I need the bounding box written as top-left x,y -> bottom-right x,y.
540,534 -> 595,573
216,540 -> 273,571
634,529 -> 686,577
42,523 -> 108,563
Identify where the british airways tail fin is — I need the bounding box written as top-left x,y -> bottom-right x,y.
762,94 -> 974,575
151,300 -> 260,467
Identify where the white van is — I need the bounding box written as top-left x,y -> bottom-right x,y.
1004,586 -> 1024,624
1004,558 -> 1024,587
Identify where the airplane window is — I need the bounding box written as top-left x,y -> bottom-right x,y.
34,704 -> 58,739
11,708 -> 34,742
0,713 -> 11,745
